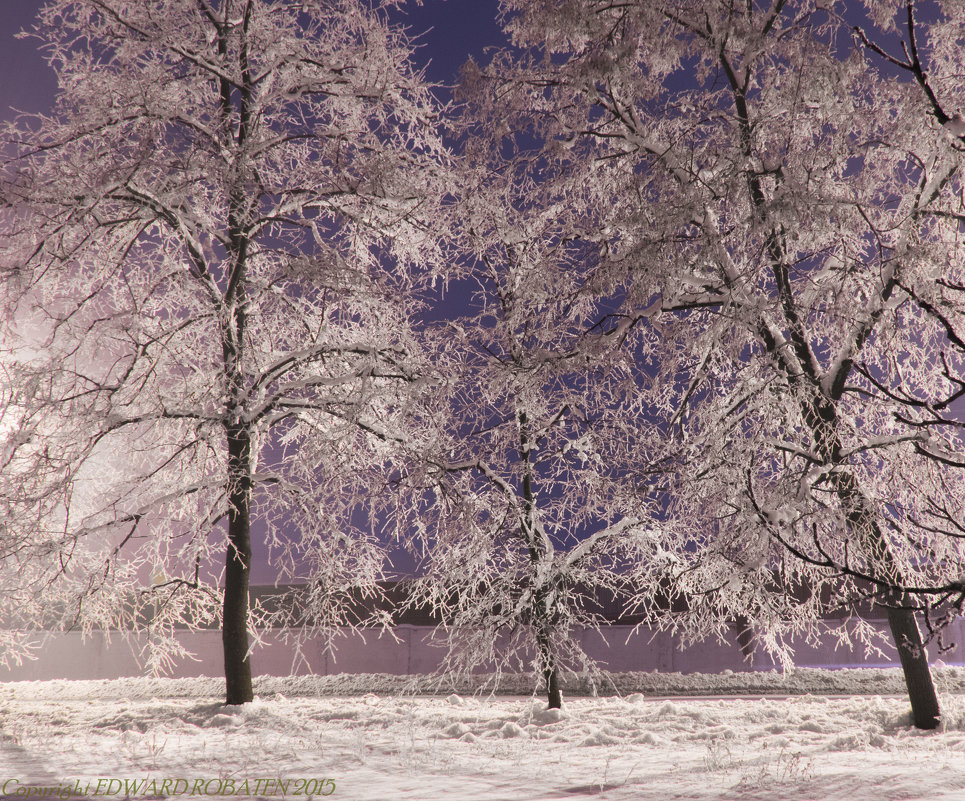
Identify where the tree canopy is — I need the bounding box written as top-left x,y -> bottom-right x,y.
5,0 -> 965,727
0,0 -> 447,703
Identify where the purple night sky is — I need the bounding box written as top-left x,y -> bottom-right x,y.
1,2 -> 57,119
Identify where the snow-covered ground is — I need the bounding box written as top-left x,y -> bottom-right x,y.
2,669 -> 965,800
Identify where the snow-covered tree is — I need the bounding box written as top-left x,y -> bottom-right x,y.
0,0 -> 445,704
398,114 -> 681,709
478,0 -> 965,728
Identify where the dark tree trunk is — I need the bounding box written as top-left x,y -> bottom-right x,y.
832,481 -> 941,730
885,597 -> 940,730
223,423 -> 254,705
536,624 -> 562,709
804,399 -> 941,731
545,662 -> 562,710
838,480 -> 940,730
217,4 -> 256,707
517,408 -> 563,709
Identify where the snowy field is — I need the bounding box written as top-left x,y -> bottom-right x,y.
2,669 -> 965,801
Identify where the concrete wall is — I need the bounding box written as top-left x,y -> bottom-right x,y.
2,618 -> 964,682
